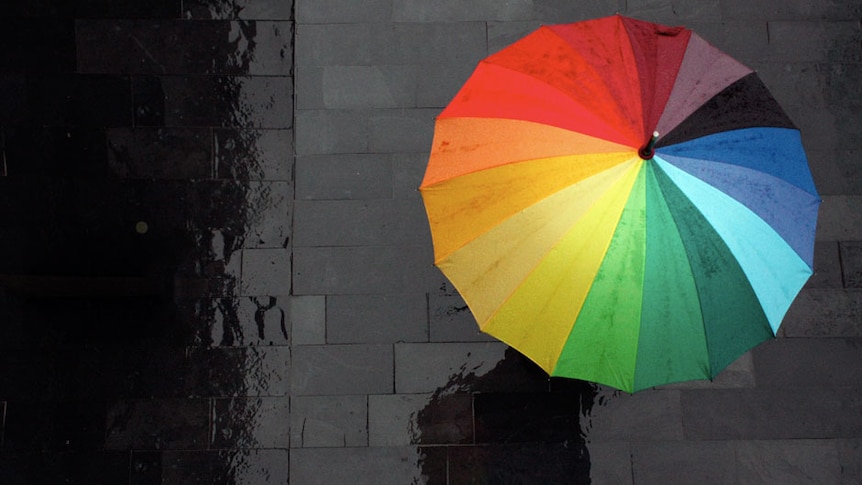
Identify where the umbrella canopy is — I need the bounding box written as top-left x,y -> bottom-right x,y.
419,15 -> 821,393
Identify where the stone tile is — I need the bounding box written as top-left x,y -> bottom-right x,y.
76,20 -> 293,76
131,451 -> 161,485
242,181 -> 292,249
624,0 -> 722,23
368,392 -> 473,446
239,21 -> 295,75
532,0 -> 626,23
392,0 -> 533,22
401,345 -> 550,395
240,248 -> 291,296
187,346 -> 290,397
107,127 -> 212,179
406,22 -> 490,66
785,103 -> 841,151
291,344 -> 393,395
684,21 -> 770,66
584,388 -> 684,442
838,439 -> 862,485
681,388 -> 862,440
588,442 -> 633,485
2,124 -> 108,177
2,19 -> 76,75
474,392 -> 587,444
368,393 -> 429,446
212,397 -> 290,448
755,62 -> 825,111
160,449 -> 289,485
448,443 -> 591,484
186,296 -> 289,347
295,24 -> 400,66
415,60 -> 478,107
736,440 -> 841,485
182,180 -> 255,241
135,76 -> 293,129
369,108 -> 436,153
632,441 -> 736,485
487,21 -> 542,54
392,152 -> 427,199
2,399 -> 106,450
832,115 -> 862,152
767,21 -> 862,63
413,391 -> 475,445
294,109 -> 370,155
808,148 -> 862,196
817,196 -> 862,241
214,128 -> 293,181
295,23 -> 487,67
316,65 -> 418,109
289,295 -> 326,345
297,108 -> 435,156
105,398 -> 210,450
821,62 -> 862,112
102,347 -> 193,400
295,0 -> 391,23
420,447 -> 449,485
781,289 -> 862,337
428,282 -> 495,342
6,0 -> 180,16
290,395 -> 367,447
753,338 -> 862,387
721,0 -> 862,20
394,342 -> 509,393
292,245 -> 438,295
18,74 -> 132,127
805,240 -> 843,288
295,154 -> 393,200
0,451 -> 130,484
327,293 -> 428,344
294,199 -> 429,247
840,241 -> 862,287
230,75 -> 295,129
657,351 -> 755,390
290,447 -> 427,484
184,0 -> 294,20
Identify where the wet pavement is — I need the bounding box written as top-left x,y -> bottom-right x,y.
2,0 -> 862,484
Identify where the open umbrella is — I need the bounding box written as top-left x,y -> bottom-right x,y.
419,15 -> 820,393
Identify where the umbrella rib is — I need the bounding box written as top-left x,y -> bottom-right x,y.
474,162 -> 642,376
424,151 -> 636,263
654,150 -> 820,270
648,162 -> 716,379
652,158 -> 804,369
656,133 -> 819,198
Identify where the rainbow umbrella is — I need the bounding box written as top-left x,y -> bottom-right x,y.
419,15 -> 820,393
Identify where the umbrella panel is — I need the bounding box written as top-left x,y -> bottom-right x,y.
657,73 -> 797,147
463,161 -> 642,373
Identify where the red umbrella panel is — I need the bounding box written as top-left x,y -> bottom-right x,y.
419,15 -> 820,392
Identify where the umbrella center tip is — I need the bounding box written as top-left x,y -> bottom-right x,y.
638,146 -> 655,160
639,131 -> 660,160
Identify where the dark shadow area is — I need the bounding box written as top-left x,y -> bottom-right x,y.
416,348 -> 598,485
0,1 -> 291,483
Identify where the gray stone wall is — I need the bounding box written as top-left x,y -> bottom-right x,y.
291,0 -> 862,483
